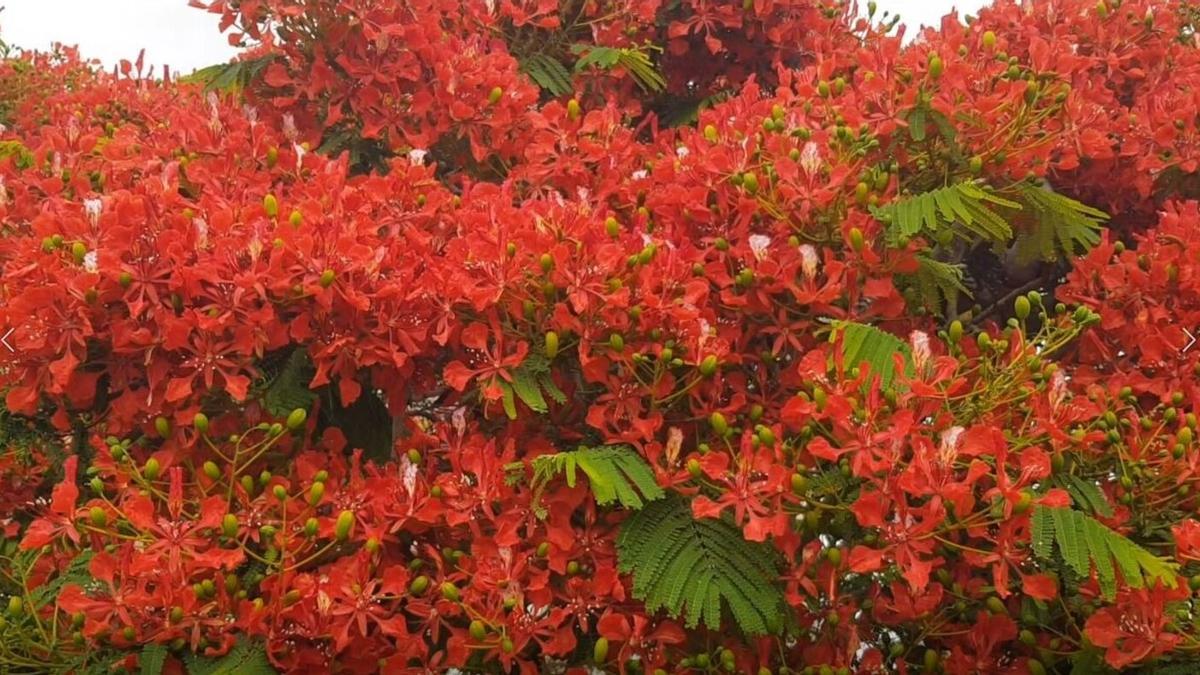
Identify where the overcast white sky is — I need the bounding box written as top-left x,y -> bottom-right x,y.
2,0 -> 989,73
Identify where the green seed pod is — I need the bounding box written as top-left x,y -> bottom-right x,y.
813,387 -> 828,411
594,637 -> 610,664
928,55 -> 944,79
1015,295 -> 1031,320
334,510 -> 355,541
947,320 -> 964,344
440,582 -> 460,602
304,517 -> 319,538
143,457 -> 161,481
319,269 -> 336,288
566,98 -> 581,120
605,216 -> 621,238
286,408 -> 308,431
222,513 -> 239,539
609,333 -> 625,352
408,569 -> 432,590
703,124 -> 719,142
263,194 -> 279,218
826,547 -> 842,566
699,354 -> 719,377
193,413 -> 209,434
791,473 -> 808,495
7,596 -> 24,617
309,481 -> 325,506
241,475 -> 256,495
638,243 -> 657,265
848,226 -> 865,251
469,620 -> 488,641
544,331 -> 560,359
365,537 -> 380,554
488,86 -> 503,105
757,426 -> 776,446
202,461 -> 221,480
155,416 -> 171,437
710,412 -> 729,436
89,506 -> 108,527
742,171 -> 760,195
273,485 -> 288,501
986,596 -> 1007,615
71,241 -> 88,263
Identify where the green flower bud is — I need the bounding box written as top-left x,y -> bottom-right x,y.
334,510 -> 355,541
286,408 -> 307,431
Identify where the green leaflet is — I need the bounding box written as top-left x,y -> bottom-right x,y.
873,180 -> 1106,260
180,55 -> 277,93
1060,474 -> 1114,518
184,639 -> 276,675
571,44 -> 666,93
1030,506 -> 1177,600
498,351 -> 565,420
617,495 -> 785,635
29,550 -> 94,610
873,181 -> 1018,247
519,53 -> 574,96
515,444 -> 664,514
913,254 -> 971,315
828,321 -> 912,392
139,645 -> 167,675
1010,182 -> 1107,265
261,349 -> 316,418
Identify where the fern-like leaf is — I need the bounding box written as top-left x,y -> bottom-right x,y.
519,53 -> 574,96
139,644 -> 167,675
29,550 -> 94,610
618,495 -> 785,635
1031,506 -> 1055,560
873,181 -> 1019,247
572,44 -> 665,93
261,349 -> 315,417
1009,182 -> 1107,265
526,445 -> 664,510
499,352 -> 563,419
828,321 -> 911,392
184,639 -> 275,675
912,254 -> 971,314
181,55 -> 276,93
1031,506 -> 1178,599
806,467 -> 855,498
1061,474 -> 1115,518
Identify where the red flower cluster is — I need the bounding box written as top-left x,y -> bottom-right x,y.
1,0 -> 1200,673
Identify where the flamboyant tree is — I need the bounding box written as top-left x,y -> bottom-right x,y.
2,0 -> 1200,673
